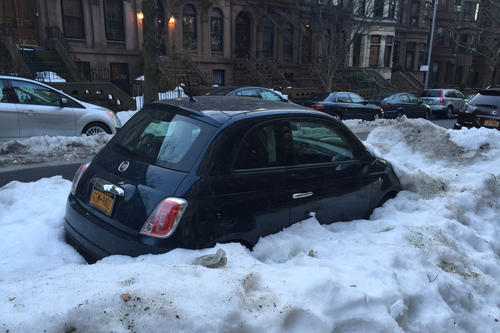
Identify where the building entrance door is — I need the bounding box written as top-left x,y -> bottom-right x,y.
235,12 -> 250,58
1,0 -> 39,45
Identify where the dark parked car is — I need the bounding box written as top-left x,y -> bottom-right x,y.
206,86 -> 289,102
419,89 -> 466,118
454,87 -> 500,130
368,93 -> 431,119
300,92 -> 383,120
65,97 -> 400,261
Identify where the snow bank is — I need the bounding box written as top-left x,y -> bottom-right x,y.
0,134 -> 110,166
1,119 -> 500,332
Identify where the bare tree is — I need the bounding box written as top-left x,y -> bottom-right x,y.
451,0 -> 500,87
307,0 -> 390,92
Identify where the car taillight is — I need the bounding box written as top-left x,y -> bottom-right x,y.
440,91 -> 445,104
71,162 -> 89,195
379,104 -> 391,109
310,104 -> 325,110
140,198 -> 188,238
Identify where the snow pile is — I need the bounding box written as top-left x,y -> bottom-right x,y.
1,119 -> 500,332
0,134 -> 110,166
343,117 -> 403,133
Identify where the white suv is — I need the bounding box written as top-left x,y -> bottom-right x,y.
419,89 -> 466,119
0,75 -> 121,139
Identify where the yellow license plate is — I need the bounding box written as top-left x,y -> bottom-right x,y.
484,119 -> 499,127
89,189 -> 115,216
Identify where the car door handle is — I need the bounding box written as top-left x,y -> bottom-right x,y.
292,192 -> 313,199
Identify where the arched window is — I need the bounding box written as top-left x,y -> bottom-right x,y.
183,4 -> 197,50
210,8 -> 223,52
263,17 -> 274,57
283,22 -> 293,58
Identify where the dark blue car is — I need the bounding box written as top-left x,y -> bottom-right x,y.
65,96 -> 400,261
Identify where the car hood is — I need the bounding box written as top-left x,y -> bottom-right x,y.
80,101 -> 112,112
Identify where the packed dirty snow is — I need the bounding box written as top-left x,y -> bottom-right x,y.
0,134 -> 111,166
1,118 -> 499,332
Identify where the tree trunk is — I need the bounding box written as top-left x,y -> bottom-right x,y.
143,0 -> 159,104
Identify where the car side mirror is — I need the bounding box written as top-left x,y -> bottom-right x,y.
60,97 -> 69,106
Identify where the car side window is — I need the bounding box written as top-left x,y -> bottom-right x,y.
349,93 -> 365,103
290,120 -> 355,165
236,89 -> 261,98
337,93 -> 351,103
456,91 -> 465,99
260,90 -> 285,102
234,122 -> 286,170
400,94 -> 410,103
445,90 -> 455,98
11,80 -> 62,106
0,80 -> 10,103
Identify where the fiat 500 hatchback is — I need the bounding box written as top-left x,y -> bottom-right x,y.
65,96 -> 400,261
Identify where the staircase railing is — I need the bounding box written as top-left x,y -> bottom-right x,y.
45,26 -> 80,81
233,56 -> 266,86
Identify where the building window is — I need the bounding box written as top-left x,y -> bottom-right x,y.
374,0 -> 384,17
283,22 -> 293,58
384,36 -> 394,67
263,17 -> 274,58
437,26 -> 445,46
405,42 -> 416,70
369,35 -> 381,67
418,43 -> 427,67
104,0 -> 124,41
352,34 -> 362,67
183,4 -> 197,50
410,1 -> 420,26
431,61 -> 440,84
356,0 -> 366,16
213,70 -> 225,86
61,0 -> 85,39
387,0 -> 396,18
210,8 -> 223,52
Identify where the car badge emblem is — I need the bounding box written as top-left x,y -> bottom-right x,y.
118,161 -> 130,172
491,110 -> 497,115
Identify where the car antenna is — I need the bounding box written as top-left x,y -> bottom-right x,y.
185,75 -> 197,102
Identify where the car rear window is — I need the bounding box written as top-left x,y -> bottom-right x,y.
469,90 -> 500,108
420,90 -> 441,97
109,106 -> 217,172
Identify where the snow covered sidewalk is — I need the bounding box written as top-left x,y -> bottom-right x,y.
0,119 -> 499,332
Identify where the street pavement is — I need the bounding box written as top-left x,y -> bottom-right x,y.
0,118 -> 457,187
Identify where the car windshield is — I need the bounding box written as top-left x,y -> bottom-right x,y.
469,90 -> 500,108
420,90 -> 442,97
109,106 -> 216,172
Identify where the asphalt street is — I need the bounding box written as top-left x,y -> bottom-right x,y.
0,118 -> 457,187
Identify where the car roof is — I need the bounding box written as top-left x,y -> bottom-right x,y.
150,96 -> 320,126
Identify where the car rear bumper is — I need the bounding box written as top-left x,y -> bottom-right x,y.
428,105 -> 448,112
65,194 -> 173,262
454,113 -> 500,130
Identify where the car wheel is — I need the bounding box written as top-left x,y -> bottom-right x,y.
396,110 -> 404,118
82,122 -> 111,136
424,109 -> 431,120
446,106 -> 454,119
373,112 -> 382,120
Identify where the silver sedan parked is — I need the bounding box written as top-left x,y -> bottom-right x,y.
419,89 -> 466,118
0,75 -> 121,139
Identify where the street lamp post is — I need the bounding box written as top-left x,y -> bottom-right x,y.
424,0 -> 439,89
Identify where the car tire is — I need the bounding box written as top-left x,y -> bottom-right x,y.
82,122 -> 111,136
424,109 -> 431,120
373,112 -> 383,121
396,110 -> 404,118
446,106 -> 454,119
